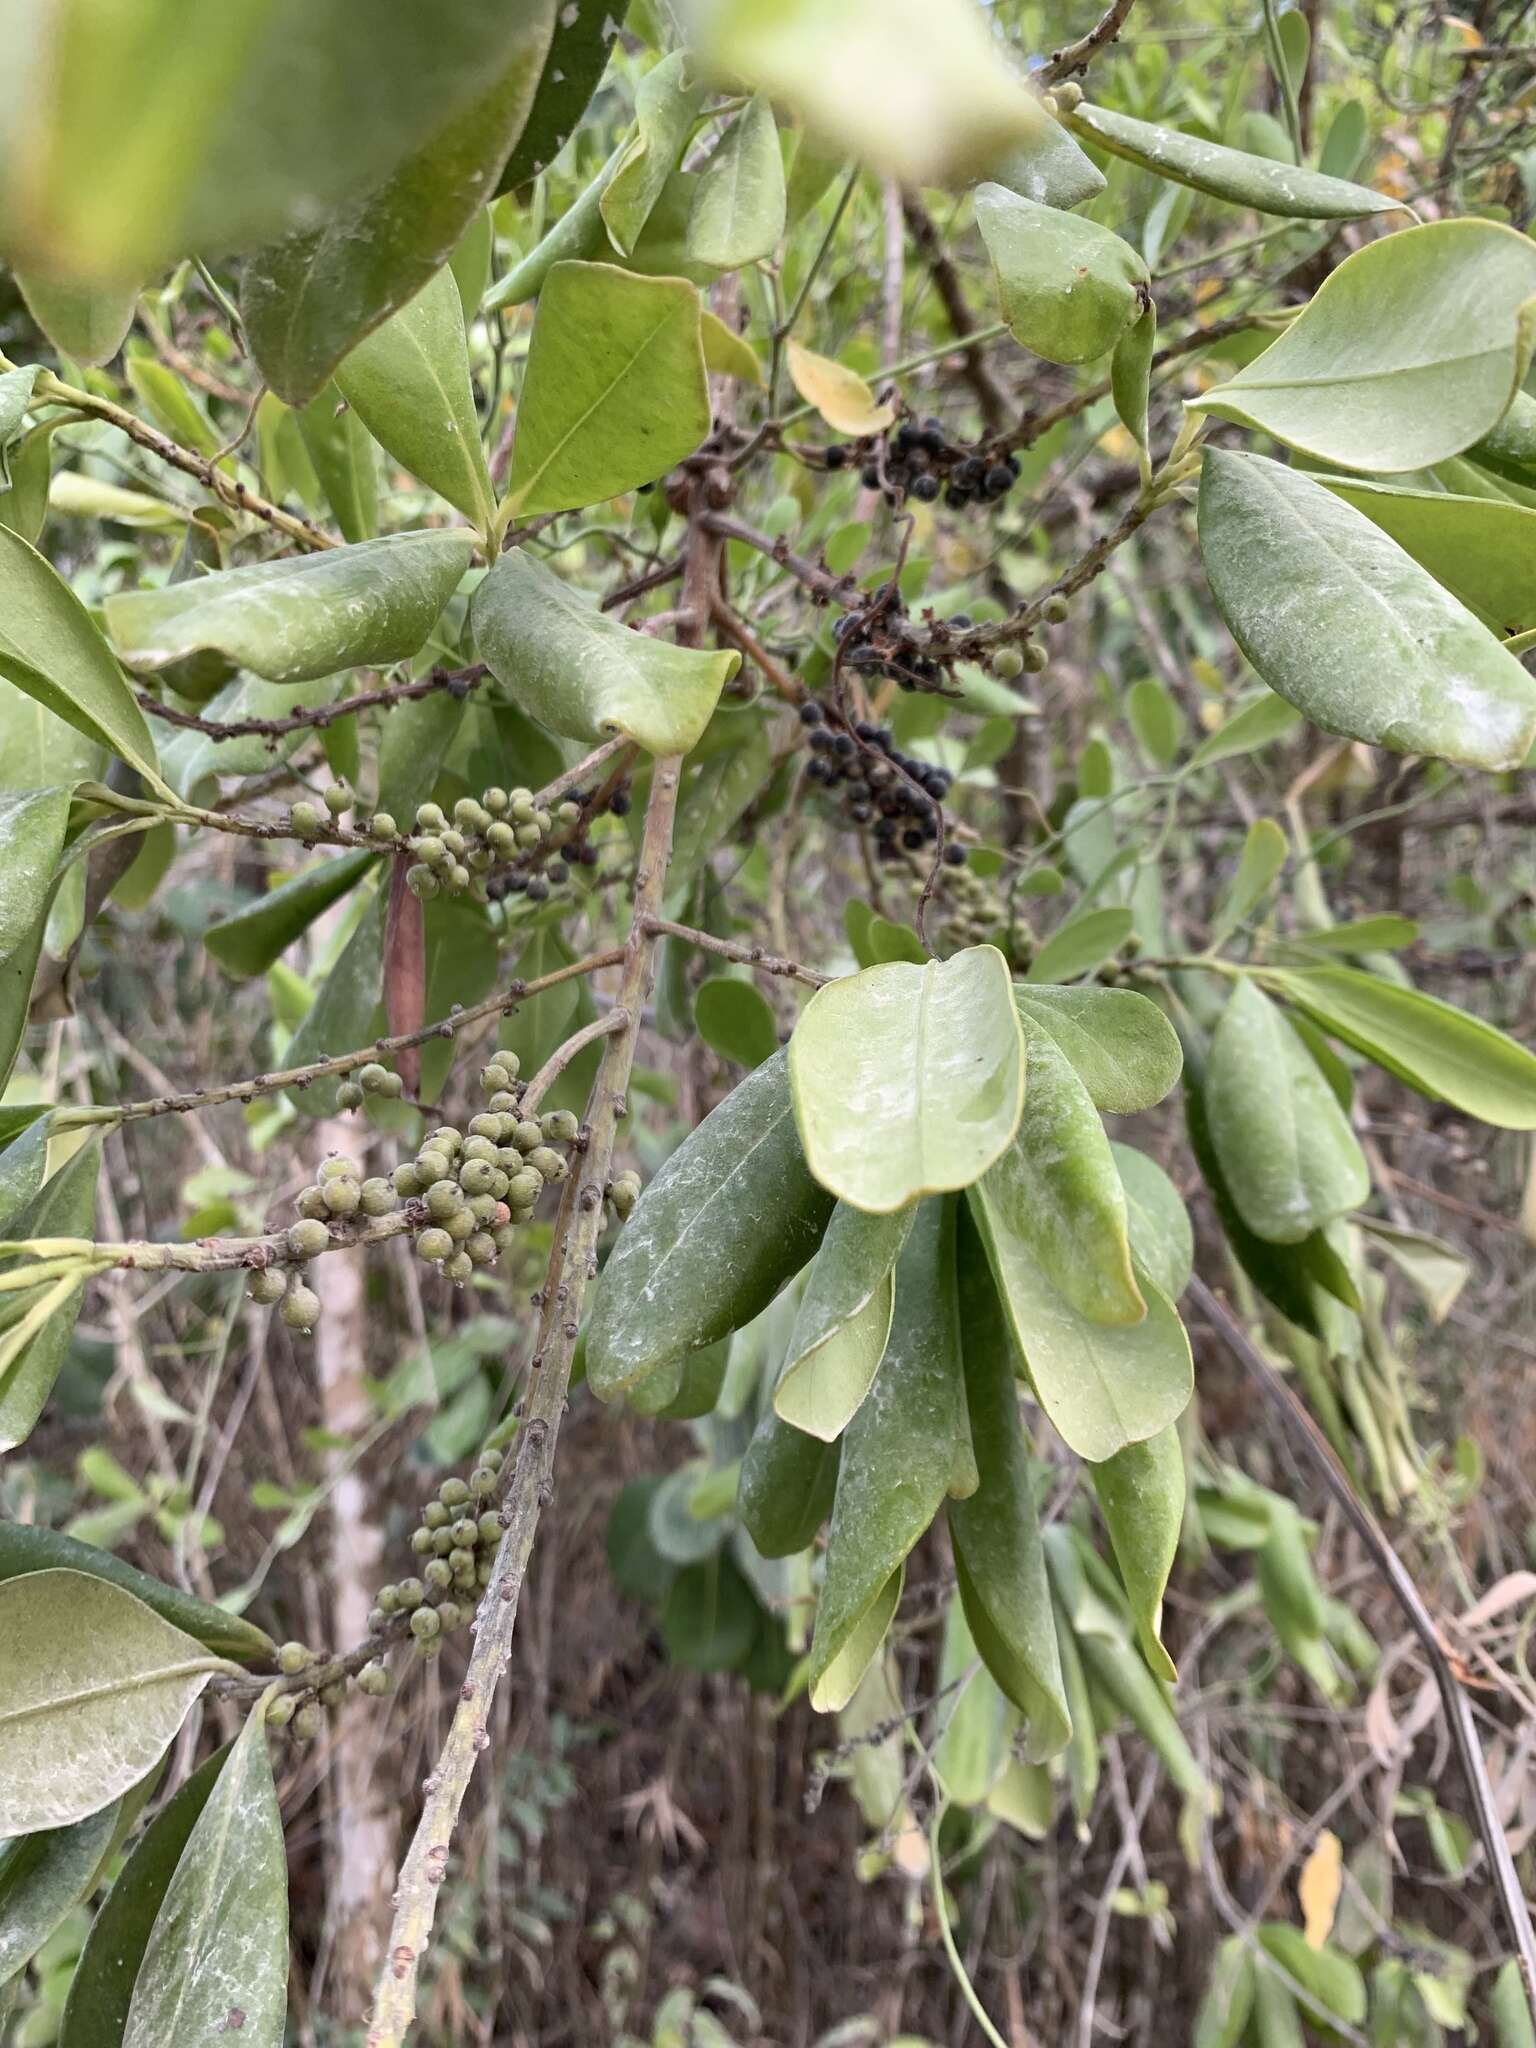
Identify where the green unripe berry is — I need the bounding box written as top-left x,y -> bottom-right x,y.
296,1184 -> 329,1221
379,1071 -> 404,1097
461,1135 -> 498,1165
424,1557 -> 453,1590
293,1702 -> 324,1741
415,802 -> 447,832
422,1501 -> 450,1531
458,1157 -> 495,1197
359,1062 -> 389,1093
467,1193 -> 500,1225
319,1155 -> 358,1182
508,1169 -> 543,1207
992,646 -> 1024,680
336,1082 -> 364,1111
415,1634 -> 442,1660
409,1606 -> 441,1641
610,1180 -> 638,1220
395,1577 -> 424,1610
431,1528 -> 455,1556
376,1582 -> 402,1612
488,1091 -> 519,1116
281,1283 -> 321,1331
248,1267 -> 286,1306
453,795 -> 484,827
534,809 -> 551,833
526,1147 -> 567,1185
393,1163 -> 422,1197
557,799 -> 581,825
291,801 -> 323,837
467,846 -> 494,874
319,1679 -> 347,1708
492,1224 -> 518,1253
358,1659 -> 391,1697
509,787 -> 534,817
1042,593 -> 1070,624
483,786 -> 509,814
287,1219 -> 330,1260
322,1177 -> 360,1217
445,1250 -> 473,1283
278,1641 -> 314,1675
440,1476 -> 472,1508
470,1464 -> 498,1496
481,1064 -> 513,1094
370,812 -> 398,840
426,1179 -> 462,1222
1023,642 -> 1049,674
406,865 -> 439,900
441,829 -> 466,857
411,1526 -> 435,1554
324,784 -> 351,817
417,1227 -> 453,1264
266,1693 -> 297,1727
414,835 -> 447,867
429,1127 -> 463,1156
1055,79 -> 1084,109
478,1510 -> 503,1545
450,1517 -> 479,1549
467,1113 -> 501,1141
448,862 -> 471,893
448,1546 -> 476,1575
466,1232 -> 497,1265
540,1109 -> 580,1144
476,1554 -> 494,1585
441,1209 -> 473,1245
514,821 -> 542,850
439,1599 -> 468,1631
367,1605 -> 388,1633
360,1177 -> 395,1217
486,820 -> 515,854
511,1119 -> 543,1154
416,1150 -> 451,1185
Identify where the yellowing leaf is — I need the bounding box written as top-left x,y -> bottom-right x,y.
701,309 -> 765,386
1299,1829 -> 1344,1948
786,340 -> 894,436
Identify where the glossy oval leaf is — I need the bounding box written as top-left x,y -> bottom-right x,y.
1067,101 -> 1399,221
1316,475 -> 1536,634
1111,1143 -> 1194,1302
242,11 -> 553,406
60,1745 -> 232,2048
1188,688 -> 1302,768
586,1050 -> 835,1402
204,850 -> 377,980
693,976 -> 778,1070
1013,984 -> 1182,1114
773,1201 -> 912,1441
0,1572 -> 225,1835
106,531 -> 471,686
0,1524 -> 275,1669
1260,965 -> 1536,1130
0,1798 -> 122,1989
687,96 -> 786,269
1024,907 -> 1135,986
969,1178 -> 1193,1463
472,547 -> 737,756
1198,449 -> 1536,771
789,944 -> 1025,1214
947,1204 -> 1070,1757
984,1019 -> 1145,1326
1206,977 -> 1370,1244
1256,1925 -> 1367,2029
334,266 -> 496,538
1188,220 -> 1536,471
503,263 -> 711,517
785,341 -> 895,436
122,1702 -> 287,2048
0,528 -> 161,787
13,271 -> 138,368
296,388 -> 379,545
808,1199 -> 970,1710
1089,1426 -> 1183,1682
975,182 -> 1148,368
987,119 -> 1105,211
738,1408 -> 841,1560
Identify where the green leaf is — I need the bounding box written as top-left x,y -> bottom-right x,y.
1193,1937 -> 1257,2048
281,881 -> 386,1119
1259,964 -> 1536,1130
1112,300 -> 1157,480
1183,1067 -> 1324,1337
1066,102 -> 1397,221
154,671 -> 344,799
204,851 -> 376,979
774,1201 -> 911,1441
0,785 -> 70,973
1189,220 -> 1536,471
738,1409 -> 841,1560
1281,914 -> 1418,956
486,139 -> 628,311
600,52 -> 706,257
984,1018 -> 1145,1326
124,358 -> 218,458
471,547 -> 738,755
334,267 -> 496,538
587,1050 -> 835,1402
1024,907 -> 1134,985
60,1746 -> 232,2048
0,366 -> 41,487
0,1134 -> 101,1452
376,685 -> 467,826
295,388 -> 378,545
687,96 -> 786,269
700,310 -> 765,386
0,1572 -> 225,1835
969,1177 -> 1192,1463
1355,1217 -> 1469,1322
0,421 -> 58,546
975,183 -> 1148,367
242,11 -> 553,406
693,976 -> 779,1069
0,528 -> 162,787
0,1526 -> 273,1667
1250,1970 -> 1305,2048
0,1116 -> 50,1236
0,3 -> 551,282
1111,1143 -> 1194,1302
1213,816 -> 1287,943
1492,1958 -> 1536,2048
693,0 -> 1044,187
1126,676 -> 1182,770
419,896 -> 497,1102
13,271 -> 138,368
497,0 -> 625,195
789,945 -> 1024,1214
107,531 -> 470,687
0,1798 -> 121,1988
1315,475 -> 1536,634
809,1199 -> 971,1710
1256,1926 -> 1366,2028
987,118 -> 1106,211
503,262 -> 710,518
122,1703 -> 286,2048
1198,450 -> 1536,771
931,1603 -> 1014,1806
1188,689 -> 1301,768
1206,977 -> 1369,1243
1013,985 -> 1182,1114
1090,1426 -> 1183,1681
947,1204 -> 1070,1756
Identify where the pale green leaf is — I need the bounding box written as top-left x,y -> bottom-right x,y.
0,1135 -> 101,1451
1111,300 -> 1157,478
789,945 -> 1025,1214
1256,1926 -> 1367,2028
1189,220 -> 1536,471
1024,907 -> 1134,985
106,531 -> 470,686
931,1603 -> 1014,1806
738,1407 -> 841,1559
600,52 -> 706,257
0,1572 -> 224,1835
1193,1938 -> 1257,2048
14,271 -> 138,368
987,118 -> 1105,211
471,547 -> 738,755
204,851 -> 376,979
1187,689 -> 1301,768
503,263 -> 710,517
1013,985 -> 1182,1114
295,388 -> 378,545
281,883 -> 386,1119
0,366 -> 41,489
1355,1217 -> 1469,1322
0,786 -> 70,969
1316,475 -> 1536,634
976,182 -> 1148,367
1198,449 -> 1536,771
1090,1426 -> 1183,1681
774,1201 -> 911,1441
693,976 -> 779,1070
1213,815 -> 1288,942
687,96 -> 786,269
1111,1143 -> 1194,1302
700,310 -> 766,386
0,1798 -> 121,1988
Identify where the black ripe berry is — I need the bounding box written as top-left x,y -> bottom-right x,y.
825,444 -> 846,469
985,464 -> 1015,497
798,699 -> 824,725
911,474 -> 939,502
894,421 -> 920,454
608,790 -> 631,816
860,463 -> 881,488
944,843 -> 968,867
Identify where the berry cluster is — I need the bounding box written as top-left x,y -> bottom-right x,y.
369,1461 -> 508,1660
405,787 -> 588,905
799,702 -> 965,869
266,1638 -> 391,1738
824,417 -> 1021,512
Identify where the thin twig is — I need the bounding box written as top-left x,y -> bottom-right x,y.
518,1011 -> 623,1116
137,666 -> 488,741
644,918 -> 827,987
1038,0 -> 1141,83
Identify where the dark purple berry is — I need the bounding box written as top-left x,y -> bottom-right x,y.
825,445 -> 847,469
911,474 -> 939,502
798,700 -> 824,725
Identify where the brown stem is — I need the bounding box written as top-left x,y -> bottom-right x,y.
900,193 -> 1011,432
645,917 -> 826,988
1037,0 -> 1140,83
137,665 -> 488,742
